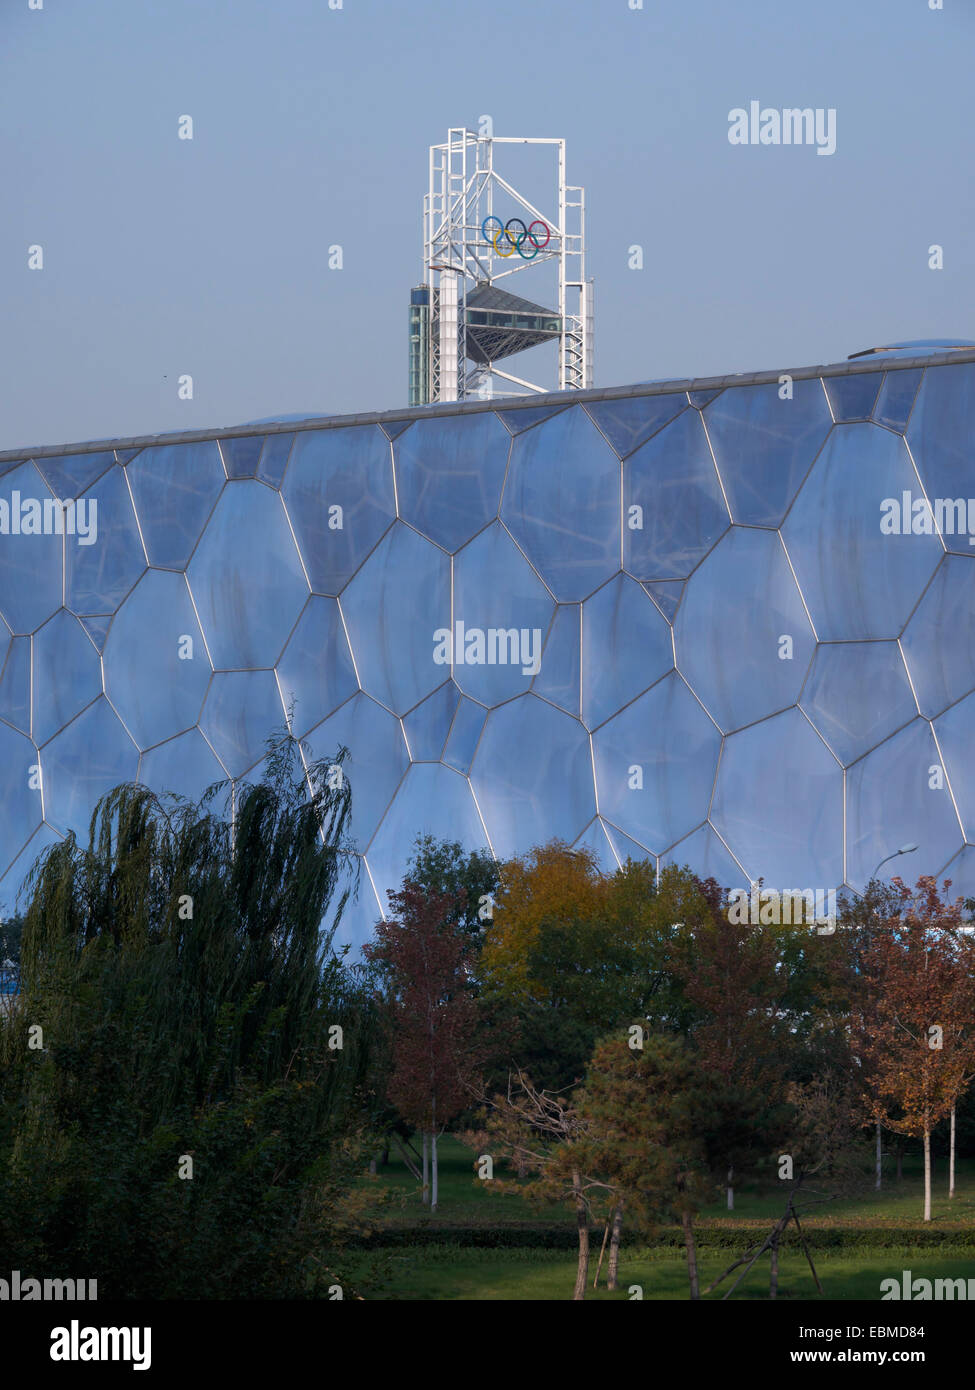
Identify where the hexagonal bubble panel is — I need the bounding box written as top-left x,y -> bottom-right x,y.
220,436 -> 265,478
258,434 -> 294,489
675,527 -> 815,732
276,596 -> 358,739
341,522 -> 450,716
593,672 -> 720,853
33,610 -> 102,746
582,574 -> 673,730
470,694 -> 595,858
661,823 -> 748,888
901,556 -> 975,717
782,423 -> 943,641
800,641 -> 916,765
452,523 -> 554,706
443,696 -> 486,773
65,465 -> 147,616
127,442 -> 225,568
0,461 -> 63,633
704,378 -> 832,526
282,425 -> 395,595
711,708 -> 843,889
34,450 -> 115,500
623,409 -> 729,582
935,693 -> 975,843
103,570 -> 211,750
79,615 -> 112,650
907,363 -> 975,551
0,721 -> 44,876
644,580 -> 684,622
138,728 -> 228,804
603,820 -> 654,864
587,392 -> 687,457
502,406 -> 621,601
188,481 -> 309,670
0,635 -> 30,733
846,719 -> 962,891
300,693 -> 409,855
823,372 -> 884,422
0,821 -> 62,916
497,404 -> 569,435
393,413 -> 510,552
874,369 -> 923,432
365,763 -> 488,910
42,697 -> 140,838
403,680 -> 460,760
333,856 -> 384,954
572,817 -> 620,873
199,670 -> 286,780
532,605 -> 580,716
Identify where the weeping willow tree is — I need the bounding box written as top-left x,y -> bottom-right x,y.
0,729 -> 384,1298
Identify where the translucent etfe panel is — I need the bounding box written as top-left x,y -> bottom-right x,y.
587,393 -> 687,458
282,426 -> 395,594
782,424 -> 943,641
532,604 -> 580,716
901,555 -> 975,717
0,720 -> 43,876
934,693 -> 975,842
220,435 -> 265,478
127,442 -> 225,569
341,523 -> 450,715
675,527 -> 815,732
365,763 -> 487,910
497,404 -> 569,435
582,574 -> 672,730
874,368 -> 923,432
138,728 -> 228,804
188,482 -> 309,670
711,707 -> 843,888
257,433 -> 294,489
65,464 -> 146,616
0,635 -> 30,733
704,378 -> 832,526
572,817 -> 619,873
0,821 -> 62,916
79,615 -> 112,650
823,372 -> 884,422
470,694 -> 595,858
688,389 -> 722,409
846,719 -> 962,891
34,450 -> 115,500
452,523 -> 554,706
623,410 -> 729,582
275,596 -> 358,739
603,820 -> 654,864
593,671 -> 720,853
103,570 -> 211,750
644,580 -> 684,622
403,680 -> 460,760
800,641 -> 917,765
300,692 -> 409,855
906,364 -> 975,551
41,697 -> 140,839
662,823 -> 748,889
199,670 -> 286,780
0,461 -> 63,634
442,696 -> 486,773
393,412 -> 510,552
502,406 -> 622,602
331,856 -> 383,955
32,610 -> 102,746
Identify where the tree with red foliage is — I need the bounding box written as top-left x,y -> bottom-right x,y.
364,882 -> 480,1210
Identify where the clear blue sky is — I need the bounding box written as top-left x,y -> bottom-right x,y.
1,0 -> 971,450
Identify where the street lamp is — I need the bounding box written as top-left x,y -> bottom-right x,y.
872,843 -> 918,882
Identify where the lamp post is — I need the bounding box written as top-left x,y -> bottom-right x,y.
872,843 -> 918,882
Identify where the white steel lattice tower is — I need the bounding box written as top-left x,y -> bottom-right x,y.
408,127 -> 592,405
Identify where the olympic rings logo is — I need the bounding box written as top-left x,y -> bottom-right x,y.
482,216 -> 551,260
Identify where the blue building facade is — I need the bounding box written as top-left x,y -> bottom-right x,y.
2,350 -> 975,949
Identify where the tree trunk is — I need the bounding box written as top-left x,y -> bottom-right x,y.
923,1122 -> 932,1222
681,1209 -> 700,1301
875,1120 -> 882,1190
607,1202 -> 624,1291
727,1164 -> 734,1211
368,1158 -> 377,1175
431,1130 -> 439,1212
572,1170 -> 590,1301
422,1131 -> 429,1205
769,1233 -> 779,1300
949,1104 -> 956,1199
